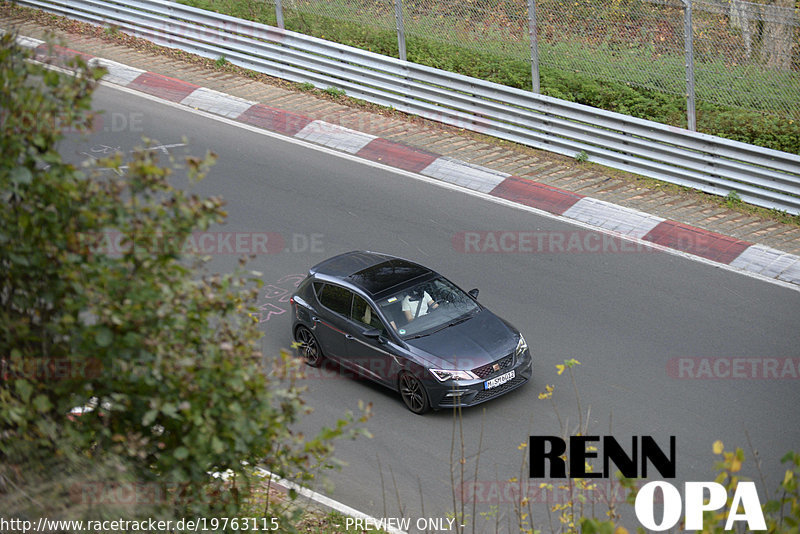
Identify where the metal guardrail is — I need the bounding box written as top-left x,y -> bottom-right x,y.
14,0 -> 800,214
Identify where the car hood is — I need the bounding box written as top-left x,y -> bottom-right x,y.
405,309 -> 518,370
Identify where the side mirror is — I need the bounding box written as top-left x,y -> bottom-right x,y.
468,288 -> 479,300
362,328 -> 383,340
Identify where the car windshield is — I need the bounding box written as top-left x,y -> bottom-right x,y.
376,277 -> 479,339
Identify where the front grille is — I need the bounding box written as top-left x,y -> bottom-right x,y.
472,354 -> 514,379
472,376 -> 526,403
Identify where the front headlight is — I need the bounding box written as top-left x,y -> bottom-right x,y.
515,334 -> 528,357
429,368 -> 480,382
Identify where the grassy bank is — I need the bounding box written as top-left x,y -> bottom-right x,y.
179,0 -> 800,155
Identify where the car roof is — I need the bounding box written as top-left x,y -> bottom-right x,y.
309,251 -> 435,297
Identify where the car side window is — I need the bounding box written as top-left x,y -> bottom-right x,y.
312,281 -> 325,297
352,295 -> 385,333
317,284 -> 352,317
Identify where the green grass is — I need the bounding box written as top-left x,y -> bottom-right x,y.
726,190 -> 743,208
323,86 -> 346,98
575,150 -> 590,163
177,0 -> 800,154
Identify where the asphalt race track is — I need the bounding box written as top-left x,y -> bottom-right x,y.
60,84 -> 800,533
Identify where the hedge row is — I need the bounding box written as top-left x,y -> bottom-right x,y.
181,1 -> 800,154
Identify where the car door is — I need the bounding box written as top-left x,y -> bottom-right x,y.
313,283 -> 353,362
345,294 -> 404,387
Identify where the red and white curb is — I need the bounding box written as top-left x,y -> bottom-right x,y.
12,35 -> 800,289
296,121 -> 378,154
562,197 -> 665,240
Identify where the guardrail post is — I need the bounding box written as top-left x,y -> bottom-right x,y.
394,0 -> 406,61
683,0 -> 696,131
275,0 -> 284,29
527,0 -> 540,93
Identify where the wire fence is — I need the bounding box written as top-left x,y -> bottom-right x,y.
184,0 -> 799,127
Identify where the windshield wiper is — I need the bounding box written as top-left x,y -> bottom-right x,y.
407,322 -> 452,339
424,314 -> 475,337
445,315 -> 472,328
408,332 -> 431,339
406,310 -> 478,339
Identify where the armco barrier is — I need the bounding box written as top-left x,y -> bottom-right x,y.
14,0 -> 800,214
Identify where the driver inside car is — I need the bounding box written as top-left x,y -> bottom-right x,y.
388,288 -> 440,332
401,289 -> 438,322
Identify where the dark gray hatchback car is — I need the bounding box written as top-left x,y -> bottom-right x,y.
290,251 -> 532,414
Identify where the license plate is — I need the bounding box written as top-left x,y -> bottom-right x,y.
484,369 -> 515,389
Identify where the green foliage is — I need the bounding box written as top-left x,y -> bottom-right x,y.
324,86 -> 346,98
703,443 -> 800,534
215,55 -> 228,67
767,452 -> 800,532
174,0 -> 799,154
575,150 -> 589,163
541,69 -> 686,123
539,361 -> 799,533
726,190 -> 743,208
580,518 -> 628,534
582,444 -> 800,534
698,109 -> 800,154
0,33 -> 368,524
180,0 -> 277,26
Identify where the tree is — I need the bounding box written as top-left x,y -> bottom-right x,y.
758,0 -> 794,70
730,0 -> 796,69
0,32 -> 367,524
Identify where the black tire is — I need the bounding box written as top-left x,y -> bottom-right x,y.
398,371 -> 431,414
295,326 -> 323,367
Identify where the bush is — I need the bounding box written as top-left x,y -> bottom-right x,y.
0,32 -> 368,524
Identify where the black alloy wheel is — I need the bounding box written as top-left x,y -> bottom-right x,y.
399,371 -> 431,414
296,326 -> 323,367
